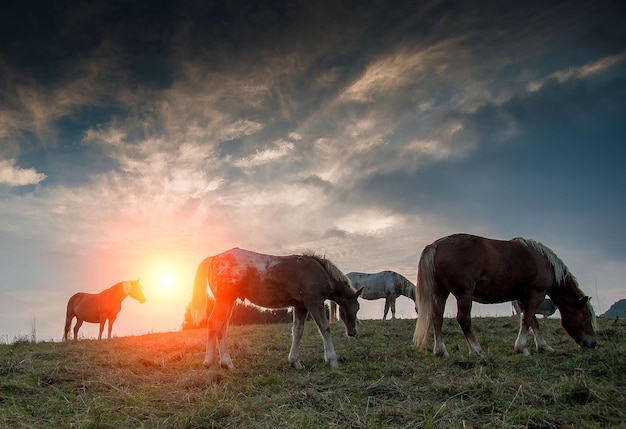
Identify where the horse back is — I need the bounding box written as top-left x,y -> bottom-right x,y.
66,292 -> 87,314
66,291 -> 118,323
433,234 -> 552,302
347,272 -> 388,299
208,249 -> 334,308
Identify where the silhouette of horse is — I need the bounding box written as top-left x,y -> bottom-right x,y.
63,280 -> 146,340
512,298 -> 557,318
190,248 -> 363,369
413,234 -> 597,357
346,271 -> 417,320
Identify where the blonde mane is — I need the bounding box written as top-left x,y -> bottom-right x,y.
304,252 -> 351,286
514,238 -> 572,286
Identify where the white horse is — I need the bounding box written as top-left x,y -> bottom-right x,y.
512,298 -> 557,318
329,271 -> 417,321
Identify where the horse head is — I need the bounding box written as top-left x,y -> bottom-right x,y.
124,279 -> 147,303
338,286 -> 363,337
558,295 -> 597,348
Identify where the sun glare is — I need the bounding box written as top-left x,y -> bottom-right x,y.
156,269 -> 176,291
151,264 -> 182,299
141,256 -> 190,304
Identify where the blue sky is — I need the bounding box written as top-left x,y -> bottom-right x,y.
1,0 -> 625,341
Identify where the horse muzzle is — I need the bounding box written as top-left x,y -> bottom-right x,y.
345,327 -> 358,337
581,338 -> 597,349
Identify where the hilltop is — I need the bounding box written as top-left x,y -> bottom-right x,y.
601,299 -> 626,319
1,318 -> 625,428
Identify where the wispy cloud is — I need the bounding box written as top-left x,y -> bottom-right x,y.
234,140 -> 295,168
0,41 -> 125,147
341,43 -> 451,103
528,53 -> 626,92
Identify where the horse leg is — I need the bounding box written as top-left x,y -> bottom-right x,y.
432,289 -> 450,357
107,314 -> 117,340
308,303 -> 338,368
205,299 -> 234,369
383,299 -> 390,321
514,310 -> 533,355
98,315 -> 107,340
288,306 -> 308,369
390,297 -> 397,321
216,304 -> 236,370
73,319 -> 83,340
529,315 -> 554,353
328,301 -> 338,324
456,295 -> 483,356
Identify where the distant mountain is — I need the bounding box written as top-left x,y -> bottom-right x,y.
600,299 -> 626,319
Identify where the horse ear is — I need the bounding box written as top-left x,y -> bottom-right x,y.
356,287 -> 364,297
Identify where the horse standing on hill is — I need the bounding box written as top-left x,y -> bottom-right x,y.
63,280 -> 146,340
190,248 -> 363,370
346,271 -> 417,320
413,234 -> 597,357
512,298 -> 557,318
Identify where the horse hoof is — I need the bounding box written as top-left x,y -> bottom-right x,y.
290,360 -> 303,370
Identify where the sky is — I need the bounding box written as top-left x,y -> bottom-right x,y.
1,0 -> 625,342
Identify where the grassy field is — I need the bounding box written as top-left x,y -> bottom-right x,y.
1,317 -> 625,428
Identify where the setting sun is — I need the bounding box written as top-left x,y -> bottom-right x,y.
136,251 -> 197,305
148,263 -> 185,300
156,268 -> 176,291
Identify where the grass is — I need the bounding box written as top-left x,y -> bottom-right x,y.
1,317 -> 625,428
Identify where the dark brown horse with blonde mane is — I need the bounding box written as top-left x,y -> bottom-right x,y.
413,234 -> 597,357
190,248 -> 363,370
63,280 -> 146,340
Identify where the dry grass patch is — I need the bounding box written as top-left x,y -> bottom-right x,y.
1,318 -> 625,428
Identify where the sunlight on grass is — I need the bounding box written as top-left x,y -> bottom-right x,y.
0,318 -> 624,428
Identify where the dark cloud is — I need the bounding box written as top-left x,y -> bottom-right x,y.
349,59 -> 626,256
1,0 -> 625,340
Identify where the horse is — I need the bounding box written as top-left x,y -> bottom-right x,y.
512,298 -> 557,318
413,234 -> 597,357
189,248 -> 363,370
63,280 -> 146,340
346,271 -> 417,320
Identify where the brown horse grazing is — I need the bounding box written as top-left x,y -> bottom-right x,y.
190,248 -> 363,370
413,234 -> 597,357
63,280 -> 146,340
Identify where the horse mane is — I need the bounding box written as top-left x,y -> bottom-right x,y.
390,271 -> 414,286
303,251 -> 350,286
514,238 -> 573,286
390,271 -> 416,297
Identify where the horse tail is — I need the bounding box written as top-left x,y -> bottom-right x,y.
63,295 -> 77,341
413,243 -> 436,350
190,257 -> 212,327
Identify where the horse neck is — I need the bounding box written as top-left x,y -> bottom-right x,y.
395,274 -> 415,299
103,282 -> 129,302
329,281 -> 355,306
547,275 -> 581,308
